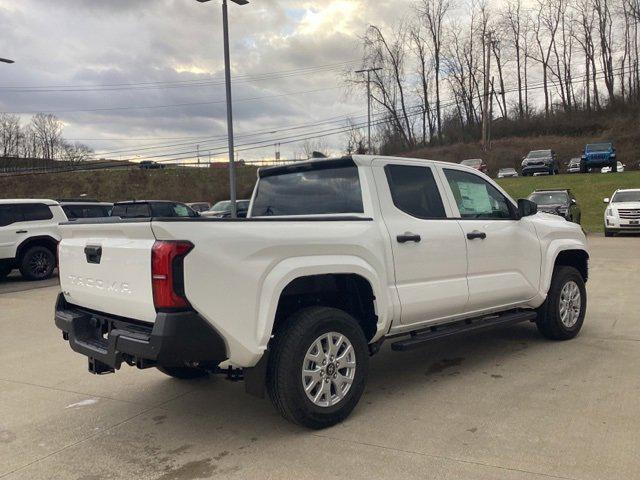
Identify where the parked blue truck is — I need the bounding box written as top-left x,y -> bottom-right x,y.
581,143 -> 617,173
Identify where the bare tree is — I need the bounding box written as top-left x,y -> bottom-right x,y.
416,0 -> 451,141
503,0 -> 527,118
344,119 -> 368,155
0,113 -> 21,157
530,0 -> 563,116
31,113 -> 63,159
352,24 -> 415,149
593,0 -> 615,103
61,141 -> 94,163
409,24 -> 436,144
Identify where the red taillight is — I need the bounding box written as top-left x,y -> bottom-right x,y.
151,241 -> 194,311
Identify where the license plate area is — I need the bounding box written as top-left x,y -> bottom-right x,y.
630,220 -> 639,225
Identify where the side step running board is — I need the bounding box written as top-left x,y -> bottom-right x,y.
390,310 -> 538,352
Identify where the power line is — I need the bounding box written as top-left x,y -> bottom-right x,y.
0,61 -> 358,93
4,86 -> 342,115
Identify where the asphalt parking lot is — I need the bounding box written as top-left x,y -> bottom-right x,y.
1,235 -> 639,480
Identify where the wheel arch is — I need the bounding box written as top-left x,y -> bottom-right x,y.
256,256 -> 391,352
16,235 -> 60,262
542,246 -> 589,295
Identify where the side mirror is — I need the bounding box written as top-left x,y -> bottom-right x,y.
571,198 -> 577,204
604,198 -> 610,204
517,199 -> 538,219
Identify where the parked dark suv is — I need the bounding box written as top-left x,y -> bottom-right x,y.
528,189 -> 581,224
521,150 -> 559,176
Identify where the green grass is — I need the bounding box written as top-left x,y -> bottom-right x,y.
497,171 -> 640,233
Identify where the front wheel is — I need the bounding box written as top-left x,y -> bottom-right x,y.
604,229 -> 614,238
267,306 -> 369,429
611,161 -> 618,173
536,266 -> 587,340
19,246 -> 56,281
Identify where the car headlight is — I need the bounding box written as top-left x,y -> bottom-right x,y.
606,208 -> 615,217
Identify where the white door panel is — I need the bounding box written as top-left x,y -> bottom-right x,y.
438,166 -> 542,311
459,219 -> 541,309
373,159 -> 469,326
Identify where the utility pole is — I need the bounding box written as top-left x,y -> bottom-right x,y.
196,0 -> 249,217
482,32 -> 492,152
197,144 -> 201,166
489,76 -> 495,151
355,67 -> 382,154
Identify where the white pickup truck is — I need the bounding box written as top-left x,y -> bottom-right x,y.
55,156 -> 589,429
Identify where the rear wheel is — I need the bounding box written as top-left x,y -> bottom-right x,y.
267,306 -> 369,429
19,246 -> 55,281
157,366 -> 208,379
537,266 -> 587,340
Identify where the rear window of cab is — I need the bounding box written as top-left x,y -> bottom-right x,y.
252,160 -> 364,217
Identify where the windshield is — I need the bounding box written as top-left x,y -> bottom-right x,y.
210,201 -> 231,212
612,191 -> 640,203
586,143 -> 611,152
529,192 -> 569,206
500,168 -> 516,173
527,151 -> 551,159
461,159 -> 482,167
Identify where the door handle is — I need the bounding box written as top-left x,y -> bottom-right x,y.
16,230 -> 28,234
397,233 -> 422,244
467,231 -> 487,240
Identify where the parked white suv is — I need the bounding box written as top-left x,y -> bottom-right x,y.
55,156 -> 589,428
0,199 -> 67,281
604,189 -> 640,237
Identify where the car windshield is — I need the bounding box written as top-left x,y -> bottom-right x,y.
569,158 -> 581,165
237,200 -> 250,211
210,201 -> 231,212
461,159 -> 482,167
612,191 -> 640,203
529,192 -> 569,206
527,151 -> 551,159
500,168 -> 516,173
586,143 -> 611,152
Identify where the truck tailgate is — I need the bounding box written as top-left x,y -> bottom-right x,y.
58,221 -> 158,323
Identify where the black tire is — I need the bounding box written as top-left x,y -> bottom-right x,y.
580,161 -> 587,174
0,263 -> 12,281
157,366 -> 208,379
267,306 -> 369,429
19,246 -> 55,281
611,161 -> 618,173
604,229 -> 614,238
536,266 -> 587,341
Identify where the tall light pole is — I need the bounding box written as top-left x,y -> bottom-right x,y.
355,67 -> 381,154
0,58 -> 14,64
197,0 -> 248,218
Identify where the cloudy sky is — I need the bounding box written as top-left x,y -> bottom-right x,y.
0,0 -> 417,163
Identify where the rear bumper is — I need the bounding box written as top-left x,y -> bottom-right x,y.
54,293 -> 228,373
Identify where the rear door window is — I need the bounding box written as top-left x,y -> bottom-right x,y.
384,165 -> 446,219
21,204 -> 54,222
252,161 -> 364,216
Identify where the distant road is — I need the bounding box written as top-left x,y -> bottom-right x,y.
0,272 -> 59,295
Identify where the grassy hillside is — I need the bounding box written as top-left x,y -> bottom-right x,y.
406,110 -> 640,176
498,171 -> 640,233
0,166 -> 259,204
